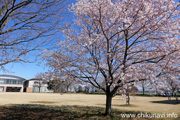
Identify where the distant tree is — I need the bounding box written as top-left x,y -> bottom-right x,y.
47,80 -> 61,93
43,71 -> 77,93
160,75 -> 180,96
47,80 -> 54,91
63,79 -> 75,92
90,85 -> 95,93
150,56 -> 180,97
47,79 -> 64,93
130,86 -> 138,94
43,0 -> 180,115
73,86 -> 78,93
138,80 -> 152,95
127,85 -> 138,104
84,86 -> 90,93
34,73 -> 44,92
77,85 -> 83,93
119,83 -> 138,105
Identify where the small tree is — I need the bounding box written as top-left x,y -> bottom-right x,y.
63,78 -> 75,93
119,83 -> 138,105
43,71 -> 77,93
138,80 -> 152,95
43,0 -> 180,115
150,55 -> 180,97
35,73 -> 46,92
85,86 -> 90,93
77,85 -> 83,93
47,80 -> 54,91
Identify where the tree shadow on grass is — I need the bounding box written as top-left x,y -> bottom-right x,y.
0,104 -> 111,120
0,104 -> 178,120
150,100 -> 180,105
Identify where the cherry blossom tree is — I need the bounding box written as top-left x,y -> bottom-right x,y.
41,71 -> 77,93
155,55 -> 180,97
136,51 -> 180,96
34,73 -> 46,92
164,76 -> 180,96
0,0 -> 67,70
139,80 -> 151,95
42,0 -> 180,115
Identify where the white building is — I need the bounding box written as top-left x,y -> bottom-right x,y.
0,75 -> 25,92
24,78 -> 51,93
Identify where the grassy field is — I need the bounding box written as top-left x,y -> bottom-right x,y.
0,92 -> 179,119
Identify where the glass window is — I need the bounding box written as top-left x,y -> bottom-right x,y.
0,80 -> 4,84
3,80 -> 6,84
10,80 -> 13,84
42,81 -> 47,84
6,80 -> 10,84
13,80 -> 16,84
0,86 -> 4,92
12,87 -> 15,92
34,81 -> 39,84
18,81 -> 22,84
0,78 -> 24,84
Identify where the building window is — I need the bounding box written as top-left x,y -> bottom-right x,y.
13,80 -> 16,84
0,80 -> 4,84
10,80 -> 13,84
18,81 -> 22,84
0,86 -> 4,92
6,80 -> 10,84
34,81 -> 39,84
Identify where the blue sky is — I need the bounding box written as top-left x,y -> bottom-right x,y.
0,62 -> 48,79
0,0 -> 76,80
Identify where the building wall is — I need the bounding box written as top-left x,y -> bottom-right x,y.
0,84 -> 23,92
3,86 -> 6,92
25,80 -> 51,93
26,87 -> 33,93
0,75 -> 51,93
0,75 -> 25,92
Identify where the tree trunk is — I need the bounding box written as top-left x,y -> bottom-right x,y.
175,92 -> 178,102
39,86 -> 41,93
155,87 -> 158,96
168,93 -> 171,104
171,92 -> 173,97
67,86 -> 69,93
126,92 -> 130,105
143,87 -> 145,96
105,94 -> 112,115
171,90 -> 174,97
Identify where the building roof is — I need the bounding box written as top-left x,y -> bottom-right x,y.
0,75 -> 26,80
26,78 -> 48,84
29,78 -> 43,80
